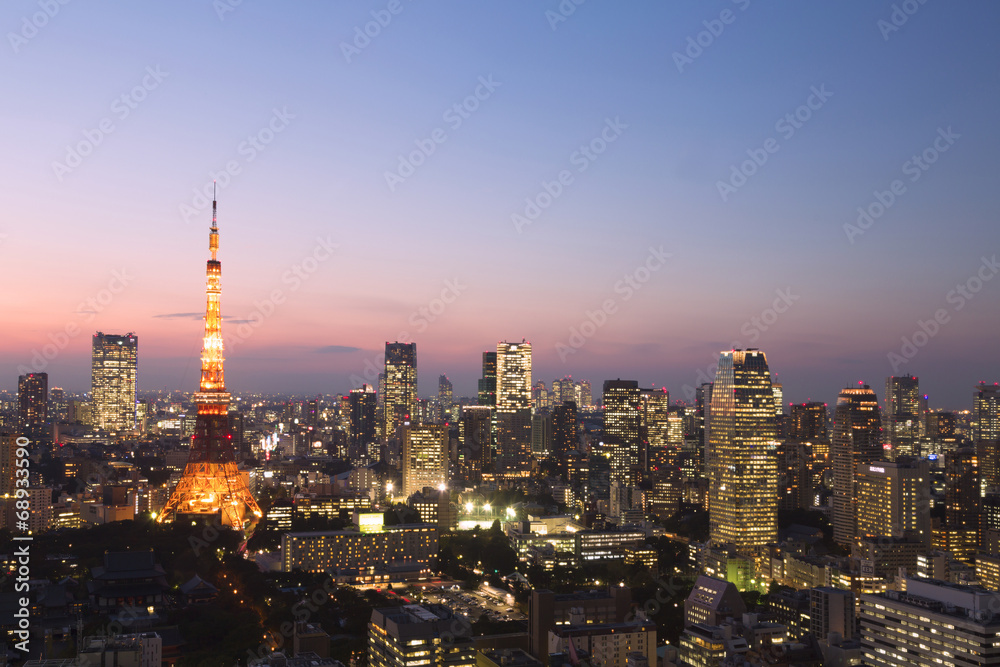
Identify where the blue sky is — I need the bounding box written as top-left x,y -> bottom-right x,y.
2,1 -> 998,409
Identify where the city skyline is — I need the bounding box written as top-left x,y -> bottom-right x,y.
4,2 -> 1000,407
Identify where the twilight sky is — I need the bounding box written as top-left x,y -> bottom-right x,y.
3,1 -> 999,409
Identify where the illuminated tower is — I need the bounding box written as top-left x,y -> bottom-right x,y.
496,340 -> 531,478
707,349 -> 779,553
158,193 -> 262,534
831,384 -> 883,548
383,342 -> 417,441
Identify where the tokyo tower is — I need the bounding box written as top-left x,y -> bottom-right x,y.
158,190 -> 262,534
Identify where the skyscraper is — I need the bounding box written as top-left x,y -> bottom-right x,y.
91,332 -> 138,433
459,405 -> 492,481
855,459 -> 930,545
696,383 -> 712,478
349,384 -> 378,457
578,380 -> 593,409
158,194 -> 262,534
383,342 -> 417,441
789,402 -> 828,442
532,380 -> 549,410
831,385 -> 883,548
496,340 -> 532,478
640,387 -> 671,472
707,349 -> 778,552
943,447 -> 979,562
17,372 -> 47,433
402,423 -> 448,497
975,383 -> 1000,442
438,375 -> 453,412
885,375 -> 920,457
49,387 -> 67,423
603,380 -> 641,485
477,352 -> 497,407
551,401 -> 578,468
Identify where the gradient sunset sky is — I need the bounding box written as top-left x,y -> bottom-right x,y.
3,1 -> 999,408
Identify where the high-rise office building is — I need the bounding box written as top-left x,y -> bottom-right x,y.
383,342 -> 417,441
438,375 -> 453,411
943,447 -> 979,562
640,388 -> 671,472
855,459 -> 930,546
532,380 -> 549,410
696,383 -> 712,478
530,411 -> 551,457
459,405 -> 492,481
885,375 -> 920,457
496,341 -> 532,478
402,423 -> 447,497
578,380 -> 593,409
975,383 -> 1000,443
831,385 -> 883,548
17,372 -> 47,432
789,402 -> 828,442
49,386 -> 67,423
477,352 -> 497,407
603,380 -> 641,485
552,401 -> 578,465
349,384 -> 378,456
91,332 -> 138,433
707,349 -> 779,552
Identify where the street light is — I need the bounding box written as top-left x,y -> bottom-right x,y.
465,502 -> 474,513
483,503 -> 491,513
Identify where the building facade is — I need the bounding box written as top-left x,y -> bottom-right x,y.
91,332 -> 138,433
707,349 -> 779,552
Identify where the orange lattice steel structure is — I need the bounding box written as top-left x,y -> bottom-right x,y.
158,193 -> 262,535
